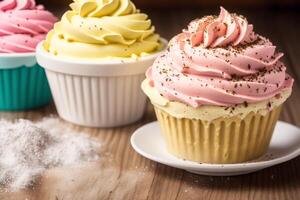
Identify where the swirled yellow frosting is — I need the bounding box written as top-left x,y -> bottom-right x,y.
44,0 -> 161,59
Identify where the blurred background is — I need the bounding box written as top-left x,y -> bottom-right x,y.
44,0 -> 300,8
43,0 -> 300,40
43,0 -> 300,36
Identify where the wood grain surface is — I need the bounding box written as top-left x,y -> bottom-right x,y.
0,8 -> 300,200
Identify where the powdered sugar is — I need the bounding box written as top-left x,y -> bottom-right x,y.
0,118 -> 100,191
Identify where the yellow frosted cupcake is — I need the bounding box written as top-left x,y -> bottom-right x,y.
142,7 -> 293,164
36,0 -> 167,127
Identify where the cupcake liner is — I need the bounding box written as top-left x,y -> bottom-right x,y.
154,105 -> 282,164
0,64 -> 52,111
45,70 -> 147,127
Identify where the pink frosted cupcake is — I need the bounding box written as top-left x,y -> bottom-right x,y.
0,0 -> 57,110
142,7 -> 294,163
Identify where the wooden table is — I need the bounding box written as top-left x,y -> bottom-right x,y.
1,8 -> 300,200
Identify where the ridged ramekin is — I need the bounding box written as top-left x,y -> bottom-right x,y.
0,53 -> 52,110
36,40 -> 167,127
154,105 -> 282,164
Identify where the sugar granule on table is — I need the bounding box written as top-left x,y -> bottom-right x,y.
0,118 -> 100,191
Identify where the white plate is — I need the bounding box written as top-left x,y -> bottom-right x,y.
131,121 -> 300,176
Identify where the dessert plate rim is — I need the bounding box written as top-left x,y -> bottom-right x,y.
131,121 -> 300,176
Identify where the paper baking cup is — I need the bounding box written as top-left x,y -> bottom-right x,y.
36,39 -> 167,127
154,105 -> 282,164
0,53 -> 51,111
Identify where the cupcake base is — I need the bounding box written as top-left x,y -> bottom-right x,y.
0,65 -> 52,111
154,105 -> 282,164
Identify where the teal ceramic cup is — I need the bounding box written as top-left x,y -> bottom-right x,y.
0,53 -> 52,111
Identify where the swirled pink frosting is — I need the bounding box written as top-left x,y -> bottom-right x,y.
147,7 -> 293,107
0,0 -> 57,53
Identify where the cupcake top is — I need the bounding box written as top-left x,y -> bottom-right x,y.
44,0 -> 161,59
146,7 -> 293,107
0,0 -> 57,53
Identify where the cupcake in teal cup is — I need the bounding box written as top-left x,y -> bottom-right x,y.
0,0 -> 57,110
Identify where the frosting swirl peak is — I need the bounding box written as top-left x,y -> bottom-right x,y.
70,0 -> 136,17
185,7 -> 257,48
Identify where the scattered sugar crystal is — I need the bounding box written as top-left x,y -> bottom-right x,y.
0,118 -> 100,191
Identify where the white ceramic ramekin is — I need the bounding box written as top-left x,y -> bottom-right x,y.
36,39 -> 167,127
